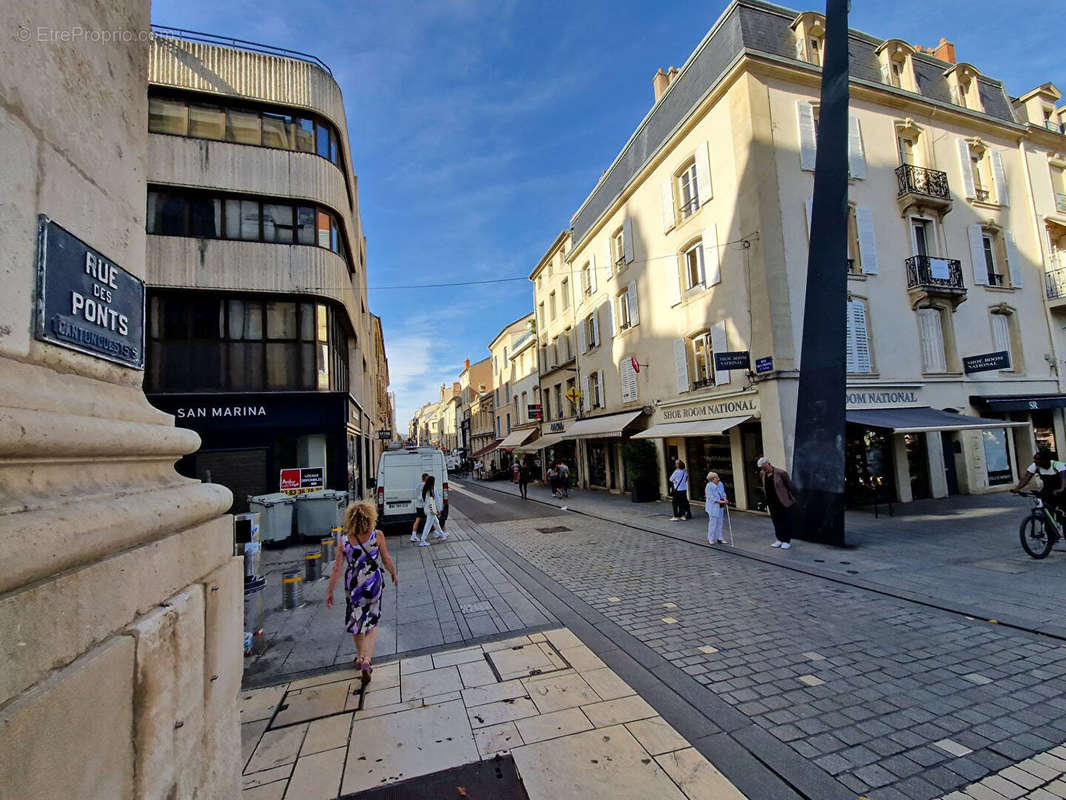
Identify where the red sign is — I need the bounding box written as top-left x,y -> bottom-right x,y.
631,356 -> 640,374
279,468 -> 301,491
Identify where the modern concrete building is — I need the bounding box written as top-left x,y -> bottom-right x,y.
1,7 -> 240,798
527,0 -> 1066,509
142,29 -> 382,509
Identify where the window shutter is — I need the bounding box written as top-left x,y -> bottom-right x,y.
968,223 -> 988,285
695,241 -> 706,286
957,139 -> 976,198
607,296 -> 617,338
621,359 -> 638,403
703,225 -> 721,286
918,308 -> 946,373
990,150 -> 1009,206
591,308 -> 600,346
855,206 -> 879,274
711,321 -> 730,385
991,313 -> 1011,369
673,338 -> 690,394
795,38 -> 805,60
879,63 -> 890,83
623,217 -> 635,264
605,242 -> 614,282
848,115 -> 866,179
660,180 -> 674,233
797,101 -> 817,171
668,257 -> 682,307
848,300 -> 872,374
694,142 -> 712,204
582,375 -> 591,411
589,252 -> 598,293
1004,230 -> 1023,287
577,319 -> 587,354
805,197 -> 813,239
627,281 -> 639,327
596,370 -> 605,408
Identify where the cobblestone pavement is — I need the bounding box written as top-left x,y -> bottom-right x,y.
244,518 -> 557,687
471,507 -> 1066,800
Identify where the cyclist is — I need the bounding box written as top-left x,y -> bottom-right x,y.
1011,449 -> 1066,517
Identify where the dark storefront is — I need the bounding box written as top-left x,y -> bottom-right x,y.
149,391 -> 362,513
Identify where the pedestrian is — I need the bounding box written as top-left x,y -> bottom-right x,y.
410,472 -> 428,543
518,460 -> 530,499
669,459 -> 691,520
418,475 -> 447,546
758,456 -> 796,549
704,471 -> 728,543
547,465 -> 559,497
326,501 -> 398,686
473,459 -> 482,480
512,461 -> 521,483
557,461 -> 570,497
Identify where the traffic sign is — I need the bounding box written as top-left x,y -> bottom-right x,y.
565,387 -> 581,404
377,429 -> 392,439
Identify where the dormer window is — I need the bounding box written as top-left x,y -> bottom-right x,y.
1013,83 -> 1064,131
790,12 -> 826,67
875,40 -> 918,94
945,64 -> 984,112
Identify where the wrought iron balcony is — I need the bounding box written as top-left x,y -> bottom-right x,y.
692,377 -> 715,391
905,255 -> 966,308
1046,267 -> 1066,302
896,164 -> 951,201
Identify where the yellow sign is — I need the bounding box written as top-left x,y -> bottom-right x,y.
565,387 -> 581,404
281,487 -> 318,496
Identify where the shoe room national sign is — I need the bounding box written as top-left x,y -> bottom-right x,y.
34,216 -> 145,369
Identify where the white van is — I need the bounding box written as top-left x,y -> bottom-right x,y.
375,446 -> 449,532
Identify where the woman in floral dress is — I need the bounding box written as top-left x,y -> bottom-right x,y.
326,501 -> 398,683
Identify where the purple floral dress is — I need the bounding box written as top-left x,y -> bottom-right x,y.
342,530 -> 384,635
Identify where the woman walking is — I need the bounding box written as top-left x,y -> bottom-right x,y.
669,459 -> 691,520
419,475 -> 447,546
326,501 -> 397,686
704,472 -> 728,544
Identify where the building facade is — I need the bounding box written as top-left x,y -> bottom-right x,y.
142,32 -> 381,510
485,313 -> 537,470
1,11 -> 239,798
371,314 -> 391,470
527,0 -> 1066,510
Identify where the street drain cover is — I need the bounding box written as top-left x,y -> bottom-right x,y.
535,526 -> 571,534
340,755 -> 528,799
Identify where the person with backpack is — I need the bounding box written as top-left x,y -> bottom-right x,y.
557,461 -> 570,497
669,459 -> 691,520
418,475 -> 447,546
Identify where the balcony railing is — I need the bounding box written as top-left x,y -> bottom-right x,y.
975,187 -> 991,202
1056,193 -> 1066,214
692,376 -> 715,391
1047,267 -> 1066,300
895,164 -> 951,201
905,255 -> 964,290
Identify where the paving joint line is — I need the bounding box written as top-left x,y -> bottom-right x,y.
471,481 -> 1066,645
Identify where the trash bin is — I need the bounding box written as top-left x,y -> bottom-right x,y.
244,576 -> 266,633
248,493 -> 296,543
234,512 -> 262,580
293,489 -> 348,539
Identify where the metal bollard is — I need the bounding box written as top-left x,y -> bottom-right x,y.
320,536 -> 335,565
282,569 -> 303,609
304,551 -> 322,581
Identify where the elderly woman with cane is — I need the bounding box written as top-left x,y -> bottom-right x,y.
704,471 -> 729,544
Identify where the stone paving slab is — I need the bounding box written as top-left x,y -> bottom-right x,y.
244,519 -> 557,687
464,505 -> 1066,800
239,628 -> 747,799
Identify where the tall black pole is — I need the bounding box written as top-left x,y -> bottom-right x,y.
792,0 -> 849,547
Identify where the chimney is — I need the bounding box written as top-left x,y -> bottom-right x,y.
932,37 -> 956,64
653,68 -> 669,101
464,358 -> 470,370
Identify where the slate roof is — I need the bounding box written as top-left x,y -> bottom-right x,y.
569,0 -> 1021,247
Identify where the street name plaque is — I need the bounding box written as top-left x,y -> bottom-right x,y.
34,216 -> 145,369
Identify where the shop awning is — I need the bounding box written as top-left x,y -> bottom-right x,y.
498,428 -> 536,449
631,415 -> 752,440
846,407 -> 1030,433
517,429 -> 570,452
471,439 -> 503,458
970,394 -> 1066,412
567,411 -> 644,439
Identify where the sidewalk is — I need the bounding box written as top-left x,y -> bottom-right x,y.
244,518 -> 556,687
239,628 -> 746,799
465,478 -> 1066,638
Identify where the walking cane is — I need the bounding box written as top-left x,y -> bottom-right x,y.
725,503 -> 734,547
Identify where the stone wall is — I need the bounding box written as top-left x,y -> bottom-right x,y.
0,1 -> 240,797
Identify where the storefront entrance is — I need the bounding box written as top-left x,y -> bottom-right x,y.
685,436 -> 735,503
587,441 -> 608,487
845,425 -> 895,507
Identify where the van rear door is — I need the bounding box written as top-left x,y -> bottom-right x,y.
381,455 -> 421,515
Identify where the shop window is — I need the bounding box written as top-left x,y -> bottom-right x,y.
982,428 -> 1013,485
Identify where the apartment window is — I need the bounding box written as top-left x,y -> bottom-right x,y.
537,275 -> 542,293
148,94 -> 342,169
581,262 -> 593,295
888,59 -> 904,89
677,160 -> 700,219
847,206 -> 861,273
538,301 -> 546,328
692,332 -> 713,389
846,298 -> 873,374
496,417 -> 501,437
917,307 -> 948,373
683,241 -> 705,291
897,133 -> 919,166
561,278 -> 570,309
1051,165 -> 1066,213
543,392 -> 551,422
549,291 -> 557,321
555,384 -> 564,419
808,37 -> 822,66
612,228 -> 625,268
970,152 -> 989,202
564,328 -> 573,361
505,384 -> 510,403
588,371 -> 602,410
616,290 -> 632,330
520,392 -> 527,421
990,312 -> 1016,371
584,312 -> 600,349
982,233 -> 1002,285
495,387 -> 500,405
506,413 -> 511,434
565,378 -> 577,414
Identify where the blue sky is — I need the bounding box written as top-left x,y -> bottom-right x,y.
151,0 -> 1064,429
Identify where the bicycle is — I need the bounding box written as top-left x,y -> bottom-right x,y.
1015,490 -> 1064,559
